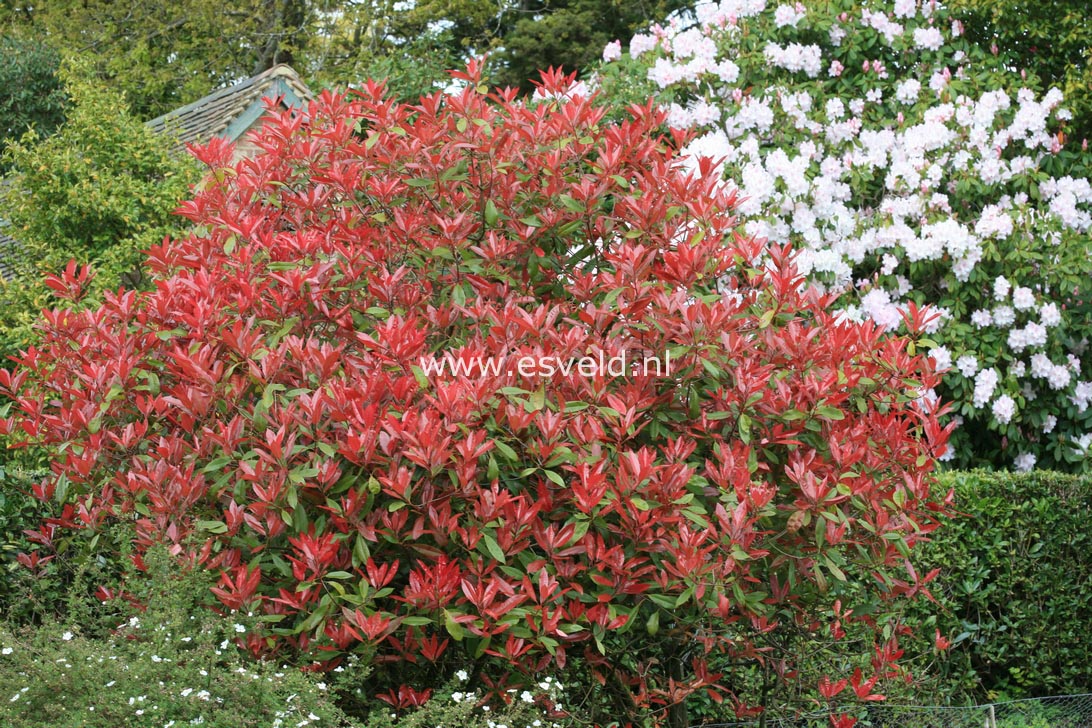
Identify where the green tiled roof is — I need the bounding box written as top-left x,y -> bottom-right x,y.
146,64 -> 312,152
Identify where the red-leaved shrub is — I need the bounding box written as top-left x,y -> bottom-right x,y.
0,63 -> 952,725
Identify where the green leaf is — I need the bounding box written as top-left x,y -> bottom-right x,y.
494,440 -> 518,461
443,610 -> 465,641
196,520 -> 228,534
645,609 -> 660,636
484,199 -> 500,226
543,469 -> 565,487
410,364 -> 430,390
738,413 -> 752,444
527,386 -> 546,412
482,533 -> 507,564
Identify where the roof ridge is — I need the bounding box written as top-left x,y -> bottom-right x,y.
146,64 -> 311,131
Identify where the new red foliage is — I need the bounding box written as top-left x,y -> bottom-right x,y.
0,63 -> 953,723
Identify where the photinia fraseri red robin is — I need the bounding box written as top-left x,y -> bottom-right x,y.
0,61 -> 954,725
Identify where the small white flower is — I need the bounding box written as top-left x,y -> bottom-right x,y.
62,631 -> 74,641
929,345 -> 952,371
992,394 -> 1017,424
1014,453 -> 1037,472
234,624 -> 246,633
455,669 -> 469,682
993,306 -> 1016,328
956,355 -> 978,378
1040,302 -> 1062,327
1,647 -> 11,655
1012,286 -> 1036,311
602,40 -> 622,63
521,690 -> 534,703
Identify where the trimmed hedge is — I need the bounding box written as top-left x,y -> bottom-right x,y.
921,471 -> 1092,700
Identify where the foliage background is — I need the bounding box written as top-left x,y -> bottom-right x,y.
0,64 -> 198,359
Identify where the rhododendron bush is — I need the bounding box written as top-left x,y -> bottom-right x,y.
597,0 -> 1092,472
0,64 -> 951,725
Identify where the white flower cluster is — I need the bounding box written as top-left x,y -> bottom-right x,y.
603,0 -> 1092,468
449,674 -> 565,728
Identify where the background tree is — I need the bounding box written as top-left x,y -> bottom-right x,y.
379,0 -> 692,91
0,36 -> 66,149
1,0 -> 313,119
0,63 -> 198,358
947,0 -> 1092,144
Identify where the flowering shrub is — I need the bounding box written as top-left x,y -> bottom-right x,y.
596,0 -> 1092,471
0,63 -> 951,725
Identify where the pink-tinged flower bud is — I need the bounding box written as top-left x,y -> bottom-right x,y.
1021,69 -> 1027,80
732,88 -> 744,103
1083,138 -> 1088,151
839,12 -> 848,21
897,112 -> 904,124
863,59 -> 870,72
991,43 -> 999,55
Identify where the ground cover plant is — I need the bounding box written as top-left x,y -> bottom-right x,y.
0,62 -> 952,726
597,0 -> 1092,472
0,546 -> 357,728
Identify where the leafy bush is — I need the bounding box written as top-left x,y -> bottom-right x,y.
912,470 -> 1092,700
0,463 -> 57,621
0,547 -> 360,728
0,36 -> 66,149
0,62 -> 198,358
596,0 -> 1092,472
0,63 -> 951,726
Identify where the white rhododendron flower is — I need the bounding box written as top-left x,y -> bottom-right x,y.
601,0 -> 1092,469
992,394 -> 1017,424
1014,453 -> 1037,472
